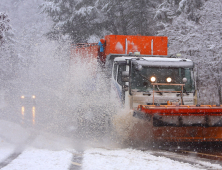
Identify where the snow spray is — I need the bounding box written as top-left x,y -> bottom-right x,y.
113,109 -> 153,147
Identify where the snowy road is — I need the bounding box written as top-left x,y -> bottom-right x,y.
1,120 -> 222,170
1,146 -> 222,170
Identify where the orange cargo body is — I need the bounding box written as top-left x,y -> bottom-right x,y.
70,35 -> 168,62
70,43 -> 98,62
104,35 -> 168,56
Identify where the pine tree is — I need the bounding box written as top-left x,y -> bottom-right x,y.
157,0 -> 222,104
0,12 -> 11,46
155,0 -> 204,24
42,0 -> 162,42
0,12 -> 18,81
41,0 -> 98,42
129,0 -> 161,35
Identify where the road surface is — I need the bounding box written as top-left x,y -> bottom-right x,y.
0,120 -> 222,170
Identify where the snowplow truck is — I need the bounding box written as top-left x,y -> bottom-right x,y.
71,35 -> 222,143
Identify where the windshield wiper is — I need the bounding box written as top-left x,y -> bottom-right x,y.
177,87 -> 189,96
134,68 -> 149,81
155,85 -> 163,95
183,87 -> 189,95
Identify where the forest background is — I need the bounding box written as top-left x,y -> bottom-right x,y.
0,0 -> 221,105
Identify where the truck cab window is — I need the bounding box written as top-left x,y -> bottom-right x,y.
113,63 -> 118,80
117,65 -> 126,85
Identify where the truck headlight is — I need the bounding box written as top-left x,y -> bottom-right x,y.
166,77 -> 172,83
150,76 -> 156,82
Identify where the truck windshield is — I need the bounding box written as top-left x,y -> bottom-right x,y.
131,66 -> 194,92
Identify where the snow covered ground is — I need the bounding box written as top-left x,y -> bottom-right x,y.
0,139 -> 14,162
83,148 -> 201,170
1,120 -> 222,170
1,148 -> 72,170
1,145 -> 222,170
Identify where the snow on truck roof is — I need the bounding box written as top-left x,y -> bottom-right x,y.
114,56 -> 194,68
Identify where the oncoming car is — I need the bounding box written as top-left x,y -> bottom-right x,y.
20,95 -> 36,107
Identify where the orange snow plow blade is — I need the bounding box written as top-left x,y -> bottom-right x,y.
133,105 -> 222,142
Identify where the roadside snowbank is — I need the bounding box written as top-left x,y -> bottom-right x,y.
1,148 -> 72,170
82,148 -> 205,170
0,138 -> 14,162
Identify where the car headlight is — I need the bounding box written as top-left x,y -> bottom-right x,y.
166,77 -> 172,83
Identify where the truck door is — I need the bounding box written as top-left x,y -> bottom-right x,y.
111,62 -> 126,104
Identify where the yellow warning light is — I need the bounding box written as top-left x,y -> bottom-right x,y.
32,95 -> 36,99
21,96 -> 25,99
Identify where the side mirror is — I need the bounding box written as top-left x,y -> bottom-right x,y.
122,71 -> 129,82
135,64 -> 143,71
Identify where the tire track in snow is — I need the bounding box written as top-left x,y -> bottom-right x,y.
69,152 -> 83,170
0,132 -> 37,169
0,152 -> 21,169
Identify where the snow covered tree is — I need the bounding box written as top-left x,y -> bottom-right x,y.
41,0 -> 97,42
97,0 -> 161,36
158,0 -> 222,104
129,0 -> 161,35
41,0 -> 162,42
0,13 -> 11,46
0,12 -> 18,82
155,0 -> 204,25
